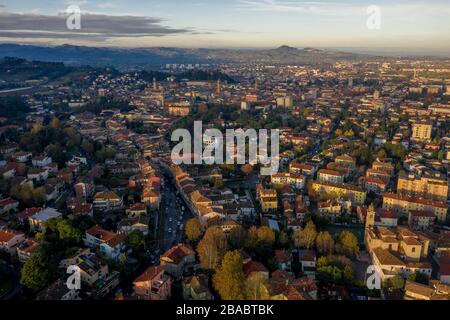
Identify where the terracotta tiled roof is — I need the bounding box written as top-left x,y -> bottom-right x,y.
134,265 -> 164,283
161,244 -> 195,265
243,261 -> 269,276
86,225 -> 125,247
0,229 -> 23,242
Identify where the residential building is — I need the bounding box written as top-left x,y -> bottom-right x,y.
182,274 -> 214,300
271,173 -> 306,189
397,174 -> 448,201
317,169 -> 344,185
29,207 -> 62,232
83,225 -> 126,261
412,122 -> 433,142
0,198 -> 19,214
0,229 -> 25,255
408,211 -> 436,230
312,181 -> 367,205
383,193 -> 448,222
17,239 -> 40,262
133,265 -> 172,300
160,244 -> 196,279
93,191 -> 123,211
258,188 -> 278,213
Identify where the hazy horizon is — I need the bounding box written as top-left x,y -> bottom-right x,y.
1,0 -> 450,56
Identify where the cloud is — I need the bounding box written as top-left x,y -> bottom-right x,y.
97,2 -> 118,9
0,11 -> 194,41
235,0 -> 450,19
235,0 -> 359,16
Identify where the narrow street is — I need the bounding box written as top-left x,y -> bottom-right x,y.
153,162 -> 193,255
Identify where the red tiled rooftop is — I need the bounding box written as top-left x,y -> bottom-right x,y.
243,261 -> 269,276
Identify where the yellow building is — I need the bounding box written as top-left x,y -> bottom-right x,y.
311,181 -> 366,205
412,122 -> 433,142
397,174 -> 448,201
259,189 -> 278,213
317,169 -> 344,184
382,193 -> 448,222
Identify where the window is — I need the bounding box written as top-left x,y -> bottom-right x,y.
412,247 -> 416,253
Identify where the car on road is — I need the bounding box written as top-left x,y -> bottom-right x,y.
168,228 -> 172,233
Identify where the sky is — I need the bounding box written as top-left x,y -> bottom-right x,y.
0,0 -> 450,54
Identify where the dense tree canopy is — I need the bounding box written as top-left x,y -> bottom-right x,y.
213,250 -> 246,300
184,218 -> 203,242
335,231 -> 359,258
197,226 -> 228,270
20,251 -> 56,292
293,221 -> 317,249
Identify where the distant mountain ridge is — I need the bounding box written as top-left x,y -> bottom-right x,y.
0,43 -> 371,69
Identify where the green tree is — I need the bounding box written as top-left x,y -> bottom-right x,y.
213,250 -> 246,300
184,218 -> 203,242
316,231 -> 335,255
407,272 -> 429,285
125,230 -> 145,249
317,265 -> 342,285
386,276 -> 405,290
336,231 -> 359,258
11,184 -> 33,206
343,265 -> 354,284
32,187 -> 47,206
56,220 -> 81,243
20,251 -> 55,292
81,139 -> 94,154
316,256 -> 329,268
